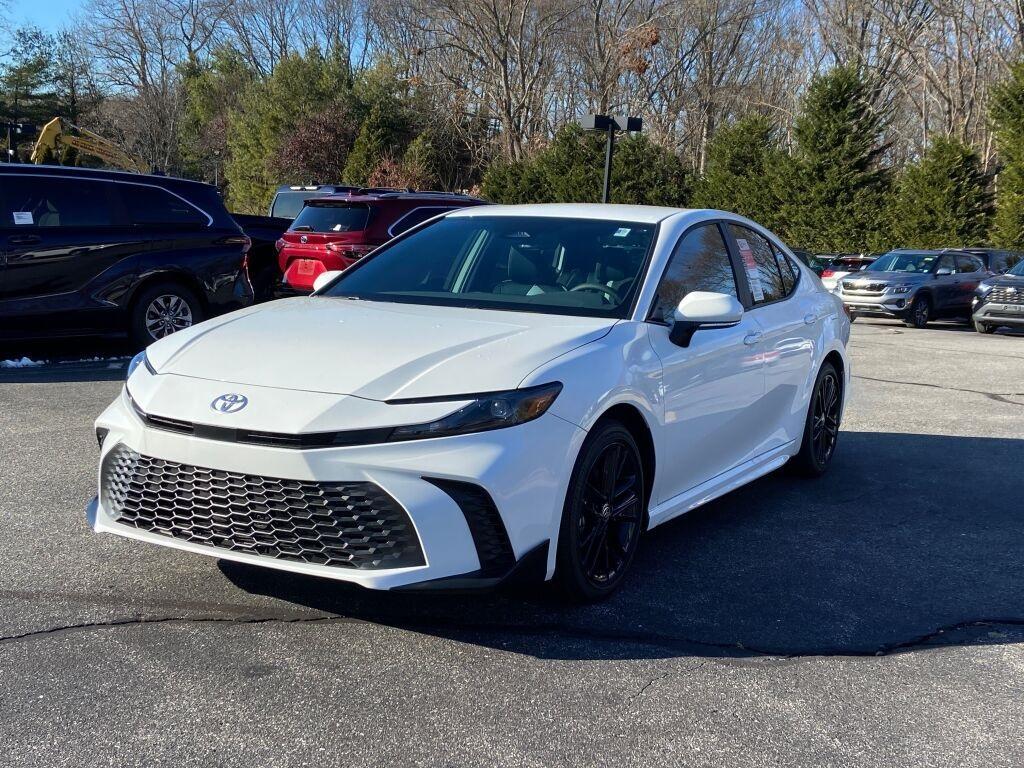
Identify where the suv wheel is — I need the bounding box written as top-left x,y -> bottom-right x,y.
974,320 -> 996,334
555,420 -> 645,602
130,282 -> 204,346
904,295 -> 931,328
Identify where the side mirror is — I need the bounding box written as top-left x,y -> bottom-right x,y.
669,291 -> 744,347
935,266 -> 953,276
312,270 -> 344,293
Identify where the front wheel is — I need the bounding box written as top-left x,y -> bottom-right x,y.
904,295 -> 931,328
555,421 -> 645,602
974,320 -> 996,334
792,361 -> 842,477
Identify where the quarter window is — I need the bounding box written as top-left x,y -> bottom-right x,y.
122,184 -> 206,226
649,224 -> 738,322
728,224 -> 786,304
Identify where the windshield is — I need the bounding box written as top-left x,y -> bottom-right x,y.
1008,259 -> 1024,277
290,203 -> 369,233
867,251 -> 939,273
323,215 -> 656,318
271,191 -> 330,219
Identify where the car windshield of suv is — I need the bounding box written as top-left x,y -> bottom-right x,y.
1007,259 -> 1024,277
290,203 -> 369,233
323,215 -> 656,318
272,191 -> 331,218
867,252 -> 938,273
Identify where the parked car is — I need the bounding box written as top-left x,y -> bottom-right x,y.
277,190 -> 488,291
949,247 -> 1024,275
0,165 -> 252,346
819,254 -> 877,291
836,249 -> 988,328
91,204 -> 850,601
231,213 -> 291,302
972,257 -> 1024,333
268,184 -> 359,219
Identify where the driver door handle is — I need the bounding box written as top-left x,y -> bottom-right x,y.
743,331 -> 762,346
7,234 -> 41,246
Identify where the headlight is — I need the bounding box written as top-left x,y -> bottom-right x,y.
126,351 -> 155,380
388,382 -> 562,441
976,282 -> 994,299
889,284 -> 913,294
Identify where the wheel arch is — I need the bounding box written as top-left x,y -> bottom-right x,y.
590,402 -> 656,523
126,270 -> 208,314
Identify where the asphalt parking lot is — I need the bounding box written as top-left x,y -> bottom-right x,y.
2,319 -> 1023,767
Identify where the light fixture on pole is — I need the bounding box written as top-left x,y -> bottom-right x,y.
578,114 -> 642,203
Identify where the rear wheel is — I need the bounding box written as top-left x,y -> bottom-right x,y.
974,320 -> 996,334
130,282 -> 204,346
555,420 -> 645,602
904,295 -> 931,328
792,362 -> 842,477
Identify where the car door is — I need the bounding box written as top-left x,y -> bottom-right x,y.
0,174 -> 147,337
645,221 -> 767,503
726,223 -> 818,453
955,255 -> 986,311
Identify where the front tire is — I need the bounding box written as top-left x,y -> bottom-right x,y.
974,320 -> 996,334
904,295 -> 931,328
792,361 -> 842,477
555,420 -> 645,602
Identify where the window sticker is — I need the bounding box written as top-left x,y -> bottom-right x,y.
736,238 -> 764,301
13,211 -> 33,225
613,227 -> 631,237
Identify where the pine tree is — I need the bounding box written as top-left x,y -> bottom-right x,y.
889,137 -> 993,248
691,115 -> 784,229
990,62 -> 1024,248
780,66 -> 890,252
343,100 -> 407,186
403,130 -> 442,189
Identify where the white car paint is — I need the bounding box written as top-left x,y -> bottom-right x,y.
91,204 -> 850,590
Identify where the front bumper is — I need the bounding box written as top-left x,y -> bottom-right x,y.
839,292 -> 910,318
973,301 -> 1024,327
90,388 -> 585,590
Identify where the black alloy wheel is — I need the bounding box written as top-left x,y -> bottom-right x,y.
793,361 -> 842,477
556,421 -> 645,602
905,295 -> 931,328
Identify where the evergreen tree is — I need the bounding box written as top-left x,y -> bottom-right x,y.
691,115 -> 785,229
990,62 -> 1024,248
225,51 -> 348,212
343,100 -> 410,185
403,130 -> 442,189
779,66 -> 890,252
889,137 -> 993,248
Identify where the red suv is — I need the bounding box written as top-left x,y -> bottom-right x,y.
276,190 -> 488,291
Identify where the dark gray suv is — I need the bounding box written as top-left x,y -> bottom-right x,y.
836,249 -> 988,328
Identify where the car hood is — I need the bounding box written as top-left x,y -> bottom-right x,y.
841,271 -> 931,285
984,273 -> 1024,289
146,297 -> 616,400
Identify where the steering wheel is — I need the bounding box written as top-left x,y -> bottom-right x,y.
569,282 -> 622,304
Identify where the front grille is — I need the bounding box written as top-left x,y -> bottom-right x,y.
101,445 -> 424,570
841,280 -> 886,294
988,285 -> 1024,304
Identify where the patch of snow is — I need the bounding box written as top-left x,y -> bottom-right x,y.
0,357 -> 45,369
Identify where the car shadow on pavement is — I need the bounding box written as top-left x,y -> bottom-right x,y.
220,431 -> 1024,660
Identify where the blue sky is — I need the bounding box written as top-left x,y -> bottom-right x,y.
8,0 -> 82,31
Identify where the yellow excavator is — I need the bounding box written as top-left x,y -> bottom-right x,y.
30,117 -> 149,173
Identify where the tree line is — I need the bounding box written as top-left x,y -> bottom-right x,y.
2,0 -> 1024,252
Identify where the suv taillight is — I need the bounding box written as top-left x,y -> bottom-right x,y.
274,238 -> 286,252
326,242 -> 375,260
821,268 -> 834,277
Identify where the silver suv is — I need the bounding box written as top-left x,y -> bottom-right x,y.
836,250 -> 988,328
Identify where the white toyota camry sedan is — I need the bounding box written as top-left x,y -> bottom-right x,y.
90,204 -> 850,601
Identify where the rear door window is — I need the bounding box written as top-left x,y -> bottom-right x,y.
2,176 -> 120,228
728,224 -> 786,304
121,184 -> 207,226
291,203 -> 369,233
956,255 -> 984,274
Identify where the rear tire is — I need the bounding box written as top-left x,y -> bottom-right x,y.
555,420 -> 645,603
974,320 -> 996,334
792,361 -> 842,477
129,281 -> 204,347
904,295 -> 931,328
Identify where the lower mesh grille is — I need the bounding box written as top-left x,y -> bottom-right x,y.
101,445 -> 424,570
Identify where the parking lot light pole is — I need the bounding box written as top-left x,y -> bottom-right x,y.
578,114 -> 643,203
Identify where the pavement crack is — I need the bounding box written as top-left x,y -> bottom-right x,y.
853,373 -> 1024,404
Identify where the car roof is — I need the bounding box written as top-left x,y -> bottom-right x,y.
0,163 -> 216,190
446,203 -> 692,224
314,190 -> 485,204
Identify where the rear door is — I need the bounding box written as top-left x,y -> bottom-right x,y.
955,255 -> 986,311
726,223 -> 817,453
0,174 -> 147,337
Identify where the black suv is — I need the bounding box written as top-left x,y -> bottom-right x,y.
0,165 -> 253,346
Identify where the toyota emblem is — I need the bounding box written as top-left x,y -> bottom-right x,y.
300,235 -> 308,243
211,393 -> 248,413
